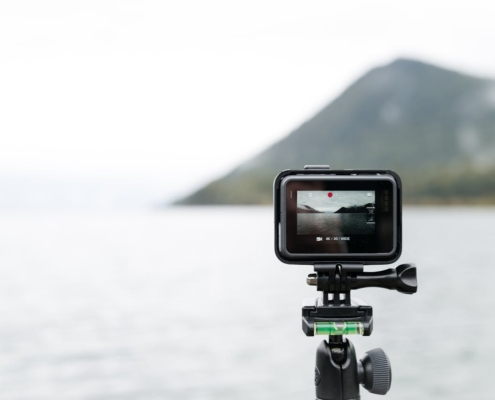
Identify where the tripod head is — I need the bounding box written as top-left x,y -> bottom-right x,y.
305,263 -> 418,399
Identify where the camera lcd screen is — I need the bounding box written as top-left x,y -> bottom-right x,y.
282,176 -> 397,257
297,191 -> 376,236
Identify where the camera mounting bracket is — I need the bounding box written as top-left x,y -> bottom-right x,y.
302,263 -> 417,337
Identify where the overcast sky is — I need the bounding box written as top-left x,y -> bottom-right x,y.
1,0 -> 495,206
298,191 -> 374,212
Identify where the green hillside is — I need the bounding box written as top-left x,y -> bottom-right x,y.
177,58 -> 495,205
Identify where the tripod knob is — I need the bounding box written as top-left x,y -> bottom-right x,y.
359,348 -> 392,395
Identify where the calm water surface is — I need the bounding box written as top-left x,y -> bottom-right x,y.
298,212 -> 373,235
0,207 -> 493,400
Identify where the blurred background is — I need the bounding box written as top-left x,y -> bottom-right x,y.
1,1 -> 494,399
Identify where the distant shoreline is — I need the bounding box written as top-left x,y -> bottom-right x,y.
403,196 -> 495,206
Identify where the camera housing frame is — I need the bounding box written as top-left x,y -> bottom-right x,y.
274,167 -> 402,265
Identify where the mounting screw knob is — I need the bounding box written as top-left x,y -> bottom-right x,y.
306,273 -> 318,286
359,348 -> 392,395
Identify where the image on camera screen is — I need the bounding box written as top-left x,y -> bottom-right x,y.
297,191 -> 375,236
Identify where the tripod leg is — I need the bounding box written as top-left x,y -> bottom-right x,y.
315,338 -> 360,400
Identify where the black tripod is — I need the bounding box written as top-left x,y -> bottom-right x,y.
303,263 -> 417,400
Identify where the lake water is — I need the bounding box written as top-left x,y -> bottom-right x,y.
0,207 -> 493,400
298,212 -> 373,235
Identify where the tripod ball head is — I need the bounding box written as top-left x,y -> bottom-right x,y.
315,340 -> 392,399
359,348 -> 392,395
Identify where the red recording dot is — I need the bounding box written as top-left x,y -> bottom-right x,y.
327,192 -> 333,198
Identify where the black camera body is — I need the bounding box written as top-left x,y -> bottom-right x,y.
274,166 -> 402,265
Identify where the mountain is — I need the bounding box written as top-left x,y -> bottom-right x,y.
297,205 -> 322,213
176,58 -> 495,205
335,204 -> 374,213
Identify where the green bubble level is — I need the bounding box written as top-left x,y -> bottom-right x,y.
314,321 -> 364,336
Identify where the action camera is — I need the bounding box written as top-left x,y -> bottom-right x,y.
274,166 -> 402,265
